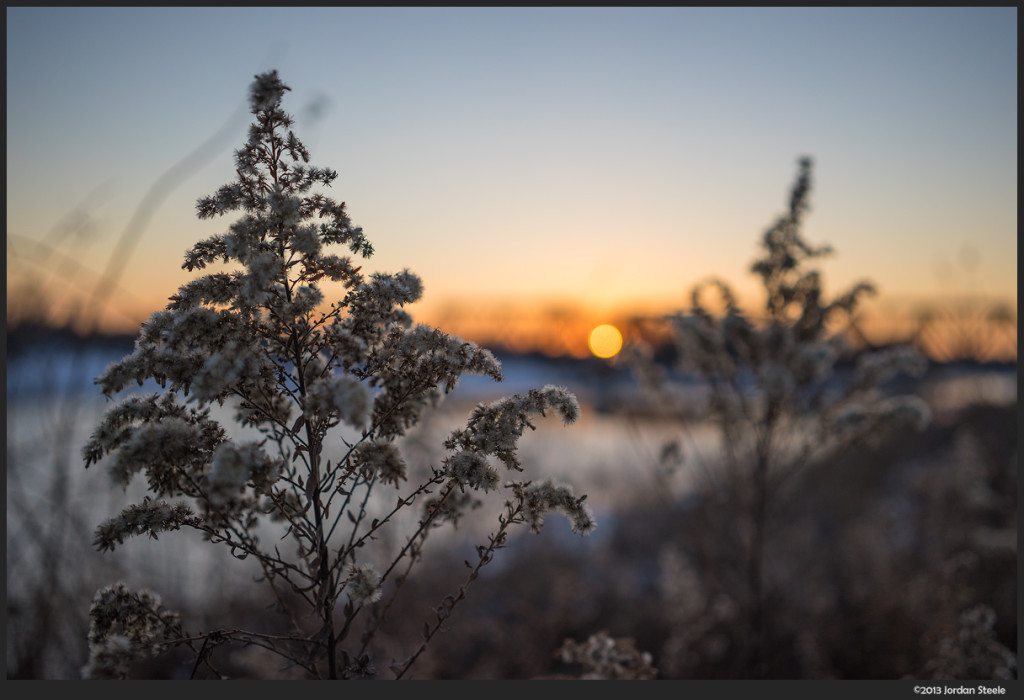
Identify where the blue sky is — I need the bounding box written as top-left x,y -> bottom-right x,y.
6,6 -> 1018,334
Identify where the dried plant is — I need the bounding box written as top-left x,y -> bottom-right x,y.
923,604 -> 1017,681
81,70 -> 593,680
556,631 -> 657,680
630,157 -> 932,676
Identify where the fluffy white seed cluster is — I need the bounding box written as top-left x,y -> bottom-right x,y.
511,479 -> 596,535
372,324 -> 502,393
289,224 -> 321,256
280,285 -> 324,319
351,440 -> 407,487
83,635 -> 136,681
345,564 -> 382,605
93,498 -> 200,553
445,386 -> 580,473
333,270 -> 424,355
445,450 -> 500,492
94,305 -> 271,401
191,339 -> 264,403
303,375 -> 371,428
248,69 -> 290,113
235,389 -> 293,428
208,441 -> 282,505
556,631 -> 657,680
82,582 -> 181,680
238,250 -> 282,306
367,324 -> 504,440
104,417 -> 212,489
167,272 -> 239,310
83,392 -> 198,467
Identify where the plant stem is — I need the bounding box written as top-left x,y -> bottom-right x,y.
748,406 -> 776,678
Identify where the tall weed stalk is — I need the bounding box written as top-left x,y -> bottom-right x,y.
630,158 -> 932,676
81,71 -> 594,680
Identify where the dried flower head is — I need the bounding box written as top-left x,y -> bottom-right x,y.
511,479 -> 596,535
557,631 -> 657,680
351,440 -> 407,487
82,582 -> 182,680
346,564 -> 383,605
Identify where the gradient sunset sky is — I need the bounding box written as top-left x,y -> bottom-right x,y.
6,7 -> 1018,351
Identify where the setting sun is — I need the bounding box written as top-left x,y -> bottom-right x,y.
588,324 -> 623,359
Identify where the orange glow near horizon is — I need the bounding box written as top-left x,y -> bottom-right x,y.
5,278 -> 1017,363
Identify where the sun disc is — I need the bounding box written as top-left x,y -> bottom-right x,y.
588,324 -> 623,359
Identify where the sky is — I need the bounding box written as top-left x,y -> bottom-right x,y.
5,6 -> 1018,356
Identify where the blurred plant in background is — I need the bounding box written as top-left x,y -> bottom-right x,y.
627,157 -> 936,676
555,631 -> 657,680
78,71 -> 592,680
